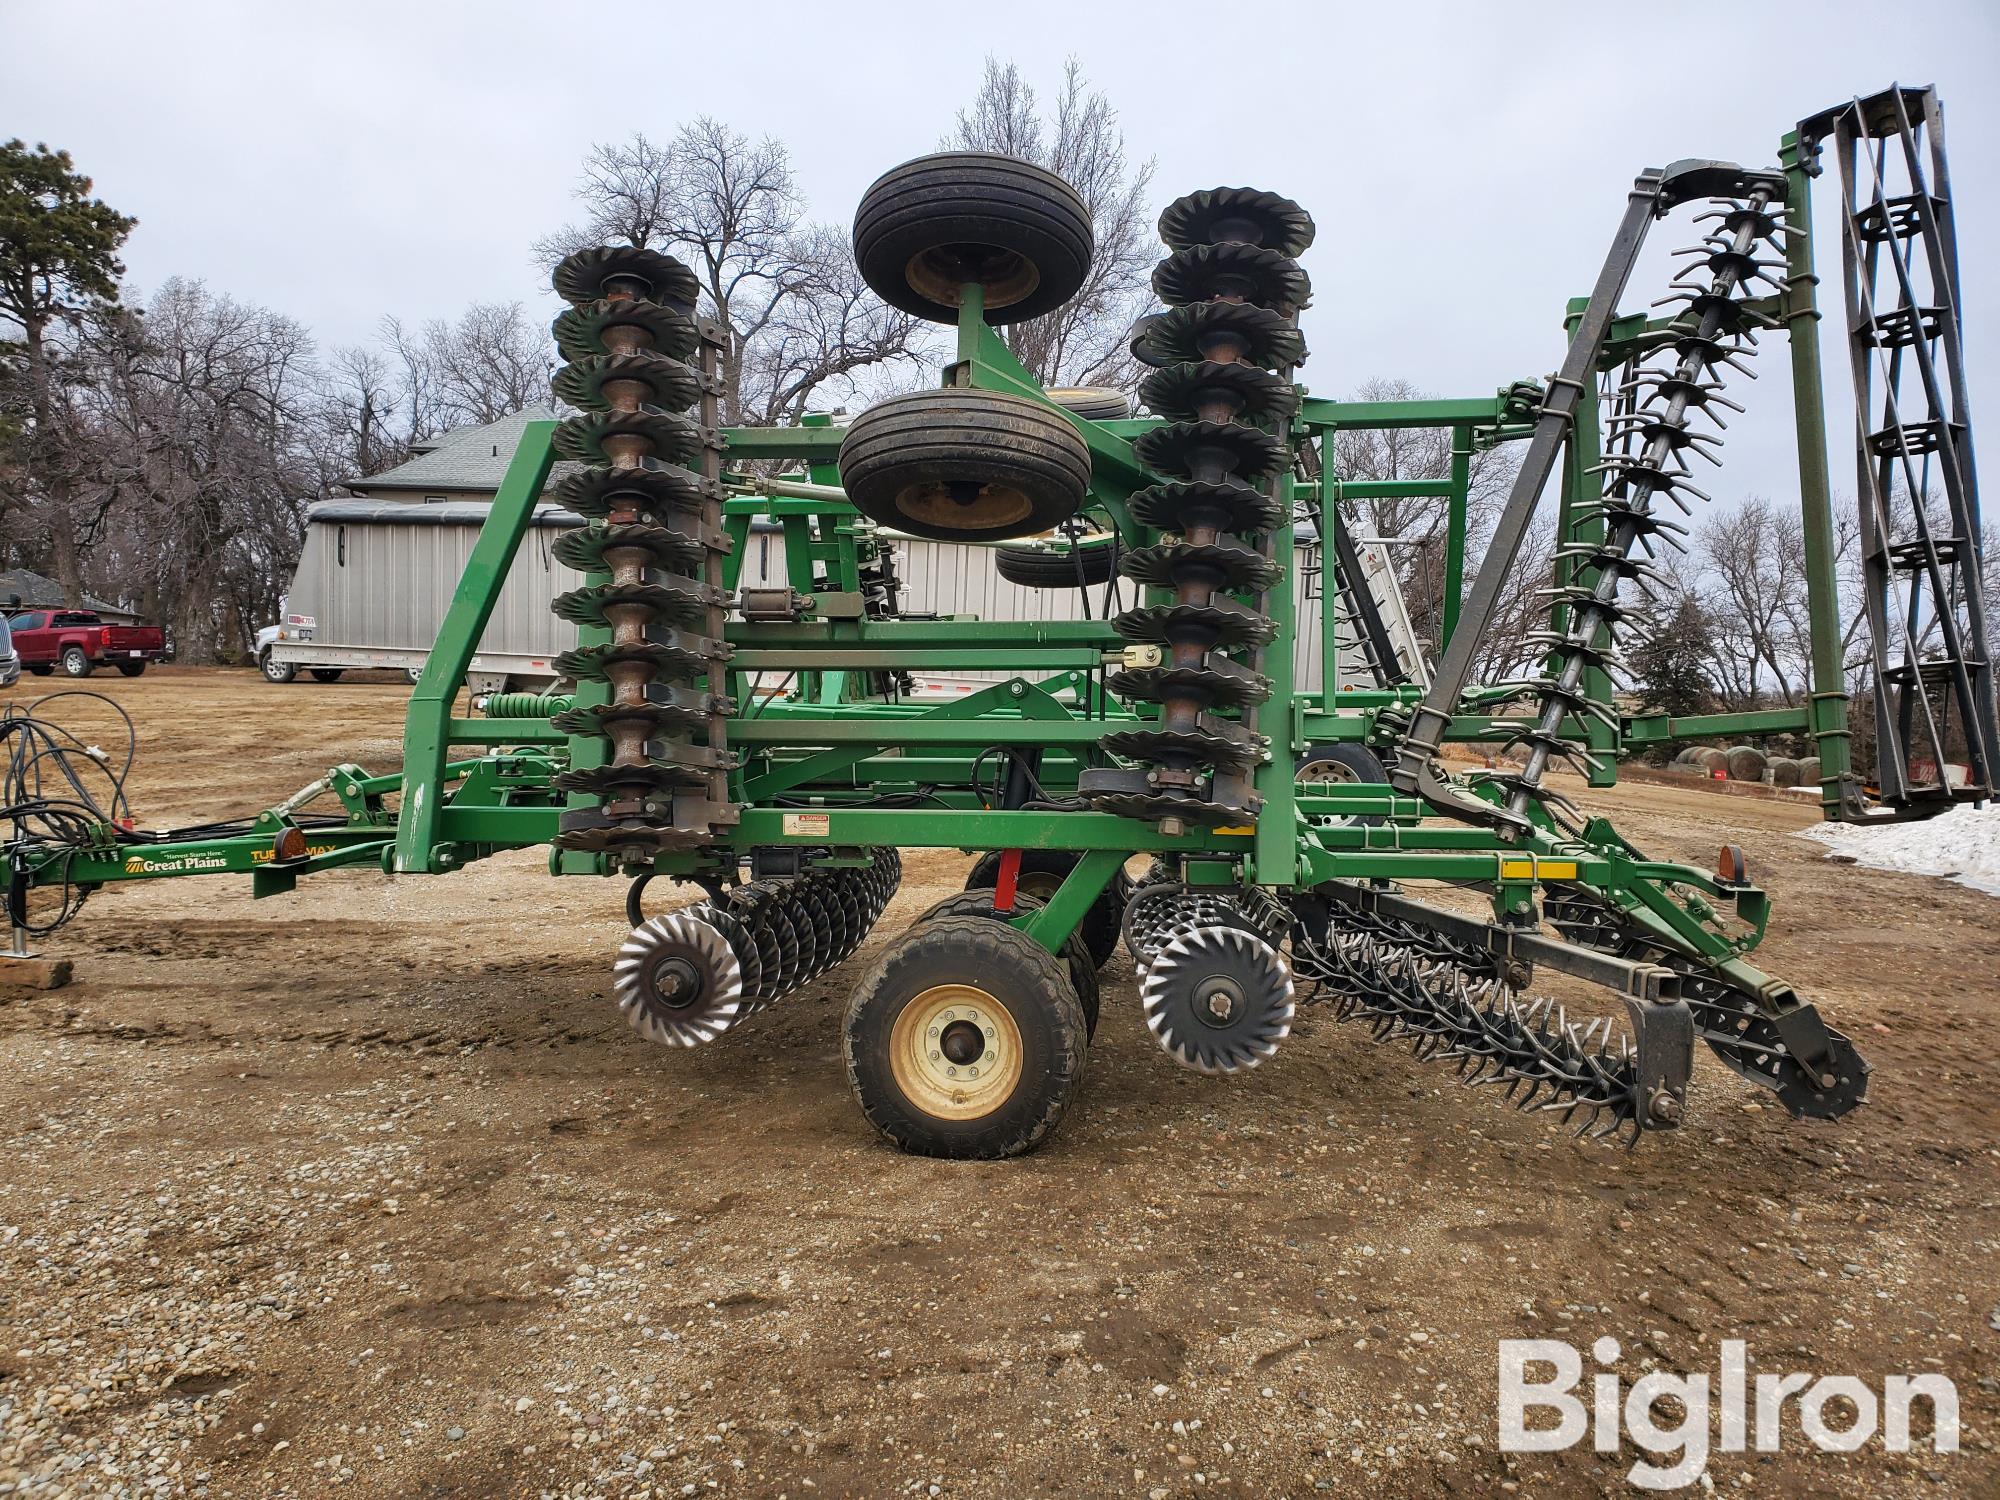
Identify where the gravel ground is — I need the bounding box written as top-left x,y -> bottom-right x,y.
0,668 -> 1994,1499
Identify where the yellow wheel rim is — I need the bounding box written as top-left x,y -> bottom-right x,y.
903,246 -> 1040,312
888,983 -> 1024,1122
893,480 -> 1035,533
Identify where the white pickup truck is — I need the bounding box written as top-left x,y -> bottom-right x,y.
255,612 -> 422,686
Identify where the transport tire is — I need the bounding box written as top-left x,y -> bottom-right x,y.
310,668 -> 344,683
59,647 -> 91,678
1045,386 -> 1132,421
838,388 -> 1090,542
260,651 -> 296,684
844,916 -> 1087,1159
916,890 -> 1100,1040
405,665 -> 425,685
852,151 -> 1093,325
115,662 -> 145,677
26,663 -> 52,677
994,533 -> 1118,588
963,850 -> 1122,969
1295,742 -> 1389,826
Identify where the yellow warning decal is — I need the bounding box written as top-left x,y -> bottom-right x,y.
1500,858 -> 1578,881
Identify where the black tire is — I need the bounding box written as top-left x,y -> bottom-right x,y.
1045,386 -> 1132,421
844,916 -> 1087,1159
260,651 -> 296,684
852,151 -> 1093,325
994,534 -> 1119,589
405,665 -> 425,685
838,388 -> 1090,541
963,851 -> 1121,969
26,663 -> 52,677
59,646 -> 91,678
115,662 -> 145,677
1295,742 -> 1389,827
916,890 -> 1099,1041
309,668 -> 344,683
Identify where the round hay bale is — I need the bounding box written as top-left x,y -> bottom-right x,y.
1767,756 -> 1802,788
1725,745 -> 1767,781
1694,746 -> 1729,776
1673,745 -> 1703,765
1798,756 -> 1821,787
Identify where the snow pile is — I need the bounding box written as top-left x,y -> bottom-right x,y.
1800,802 -> 2000,896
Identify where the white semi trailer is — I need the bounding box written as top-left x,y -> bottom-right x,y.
261,499 -> 1425,700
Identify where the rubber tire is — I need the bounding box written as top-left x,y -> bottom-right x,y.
59,647 -> 91,678
26,663 -> 52,677
405,666 -> 425,685
839,388 -> 1090,542
115,662 -> 145,677
310,668 -> 344,683
844,916 -> 1087,1159
852,151 -> 1093,326
994,536 -> 1118,589
1294,742 -> 1389,827
963,851 -> 1121,969
916,890 -> 1099,1041
260,651 -> 296,684
1046,386 -> 1132,421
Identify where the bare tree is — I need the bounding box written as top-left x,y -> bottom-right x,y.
738,223 -> 927,425
1699,497 -> 1812,708
81,279 -> 325,660
538,119 -> 924,425
1327,378 -> 1519,658
319,343 -> 410,477
946,58 -> 1155,389
384,302 -> 549,435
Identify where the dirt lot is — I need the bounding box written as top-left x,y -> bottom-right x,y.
0,667 -> 1994,1499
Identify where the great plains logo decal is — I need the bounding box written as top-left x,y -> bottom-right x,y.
123,852 -> 230,875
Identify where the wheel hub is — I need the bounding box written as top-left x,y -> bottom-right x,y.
1196,976 -> 1244,1025
651,956 -> 701,1008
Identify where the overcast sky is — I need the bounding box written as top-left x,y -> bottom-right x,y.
7,0 -> 1996,510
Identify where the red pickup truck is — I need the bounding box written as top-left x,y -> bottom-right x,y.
7,610 -> 169,678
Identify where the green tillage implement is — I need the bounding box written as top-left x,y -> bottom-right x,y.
11,107 -> 1955,1158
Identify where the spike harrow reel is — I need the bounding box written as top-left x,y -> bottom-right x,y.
1542,887 -> 1869,1119
1291,894 -> 1677,1143
1492,179 -> 1791,818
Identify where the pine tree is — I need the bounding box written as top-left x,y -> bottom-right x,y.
0,140 -> 136,602
1630,595 -> 1718,717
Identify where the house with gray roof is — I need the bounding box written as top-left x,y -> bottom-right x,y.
0,569 -> 139,623
347,406 -> 560,502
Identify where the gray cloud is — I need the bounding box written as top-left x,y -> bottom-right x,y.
6,0 -> 1994,508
